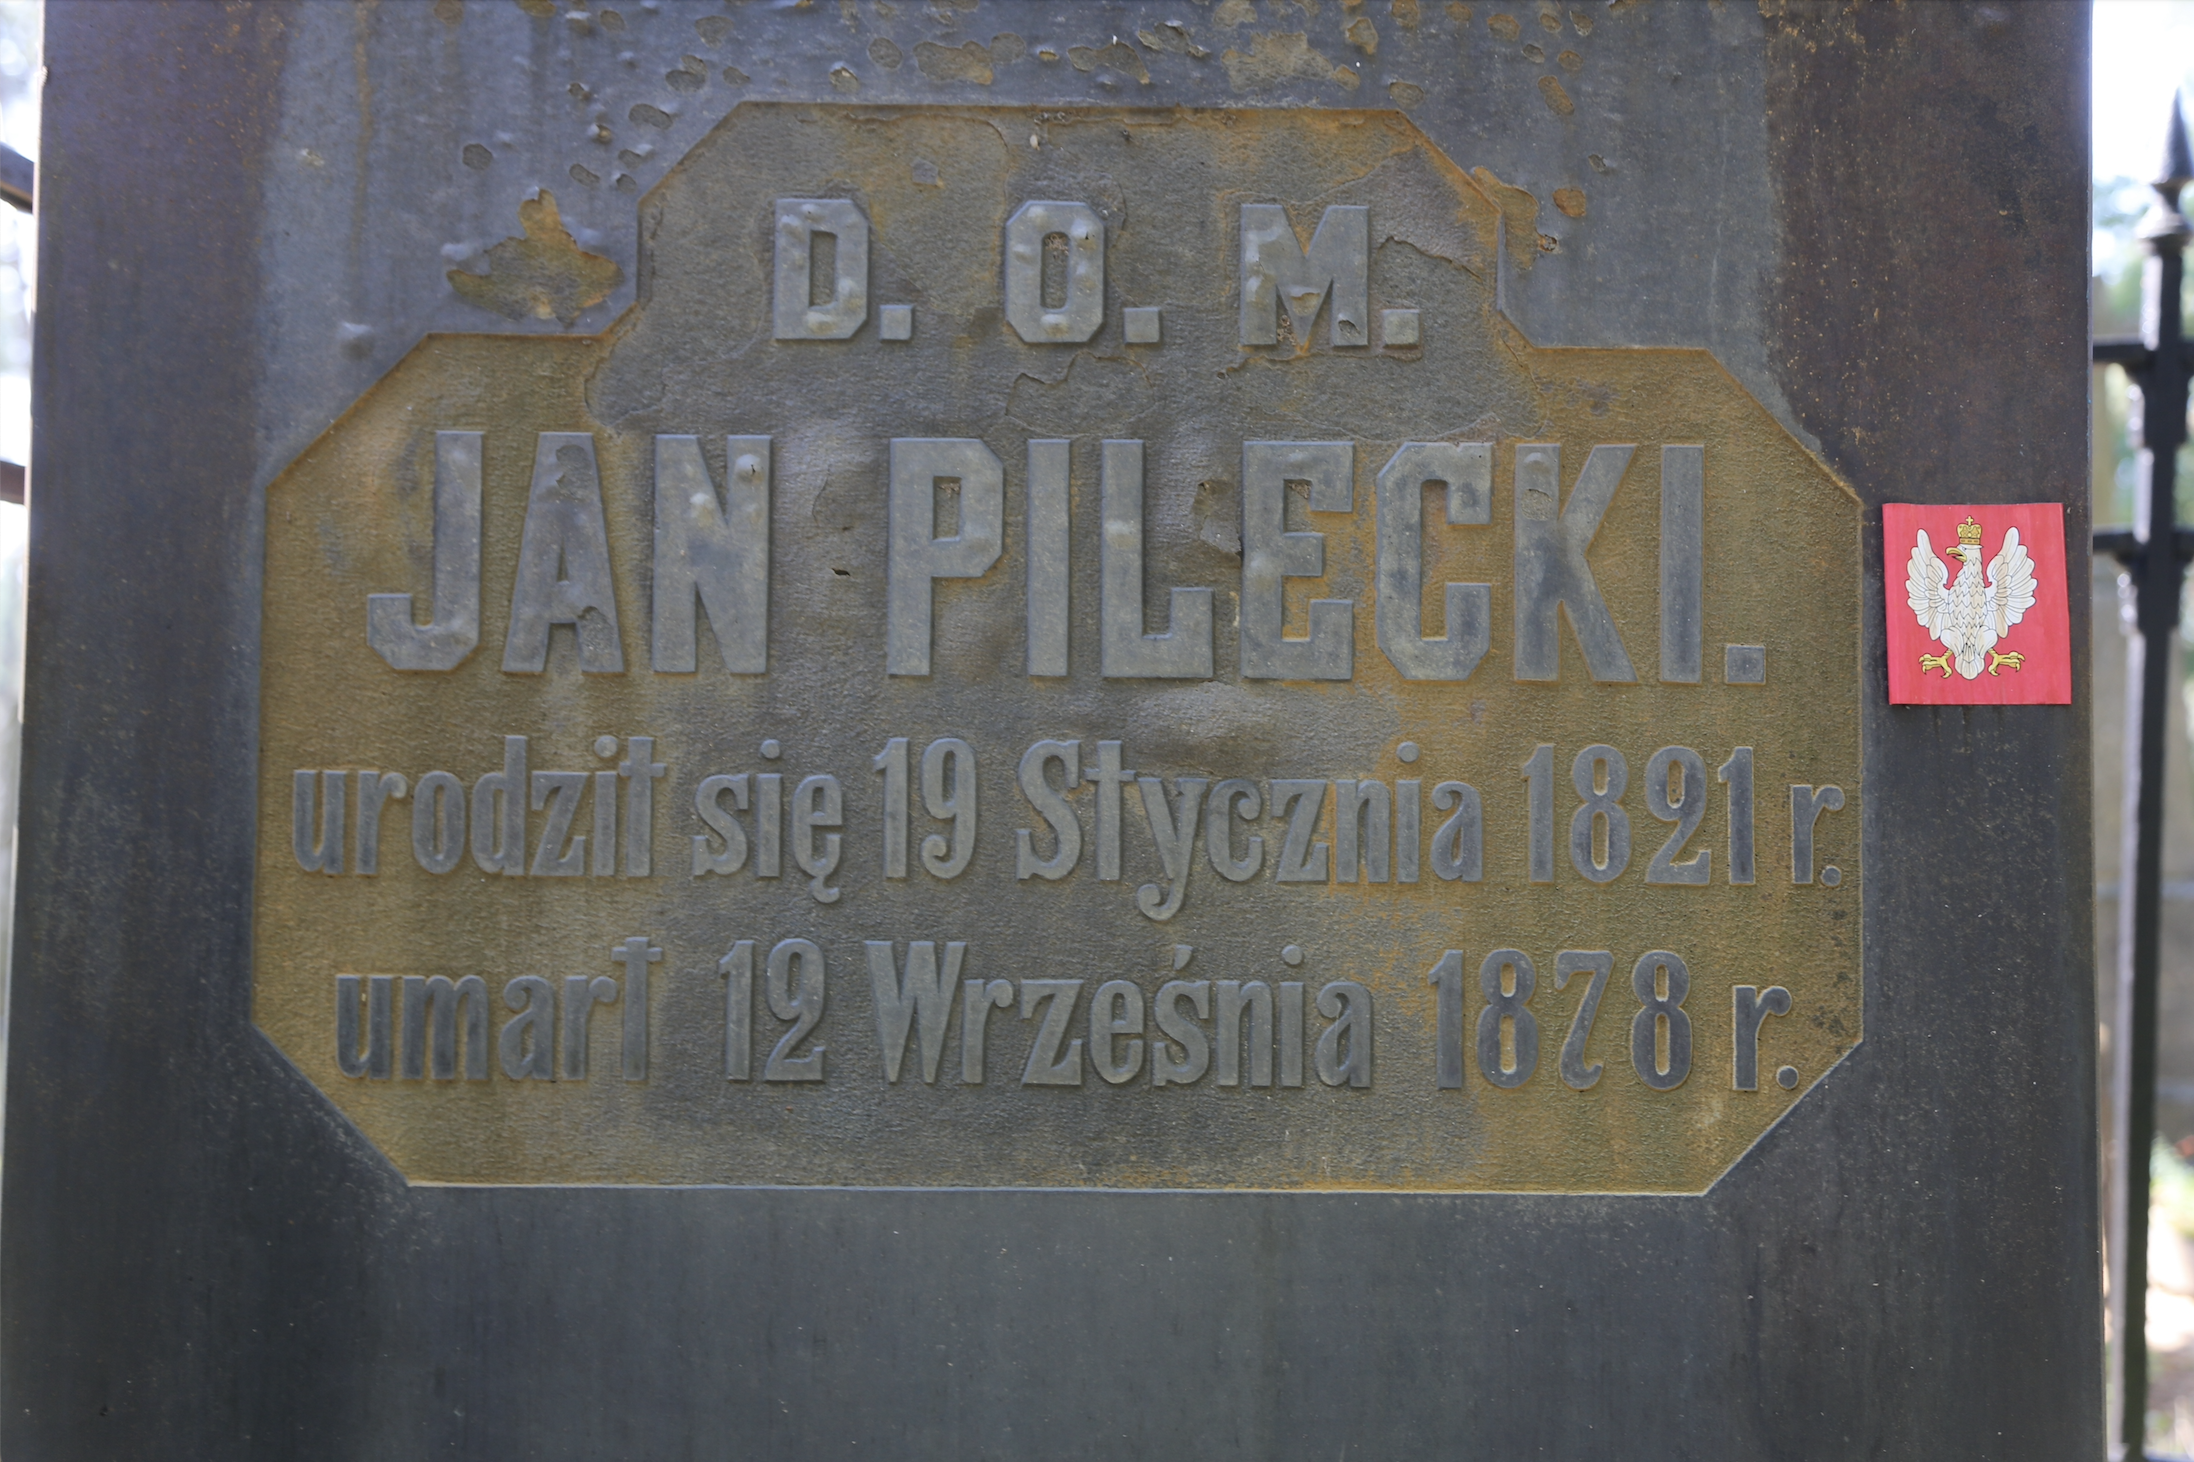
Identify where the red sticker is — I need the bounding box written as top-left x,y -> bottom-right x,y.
1883,502 -> 2070,705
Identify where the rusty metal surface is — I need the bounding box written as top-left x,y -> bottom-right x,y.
6,1 -> 2095,1456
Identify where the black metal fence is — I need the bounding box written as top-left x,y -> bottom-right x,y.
2095,92 -> 2194,1461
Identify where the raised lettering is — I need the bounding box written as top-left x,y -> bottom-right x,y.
1513,444 -> 1637,682
886,439 -> 1004,676
470,736 -> 527,877
1239,203 -> 1368,348
619,736 -> 667,877
498,975 -> 554,1080
1660,445 -> 1703,682
1004,201 -> 1104,344
1430,780 -> 1482,882
919,739 -> 976,880
873,737 -> 910,879
1791,784 -> 1845,884
354,771 -> 408,876
1476,950 -> 1537,1089
1020,979 -> 1085,1086
1026,439 -> 1072,675
652,435 -> 770,673
1732,983 -> 1792,1091
1205,778 -> 1264,882
1152,979 -> 1212,1086
1630,951 -> 1691,1091
763,938 -> 826,1082
410,771 -> 465,874
1428,951 -> 1464,1089
504,434 -> 623,674
1092,740 -> 1136,881
1553,951 -> 1612,1091
720,940 -> 754,1081
867,940 -> 963,1085
1215,979 -> 1274,1087
791,773 -> 844,903
692,773 -> 750,875
529,771 -> 586,876
1015,740 -> 1082,880
293,769 -> 345,875
1088,979 -> 1146,1085
1315,981 -> 1373,1088
1279,980 -> 1306,1088
336,974 -> 393,1079
1643,745 -> 1710,885
960,977 -> 1015,1084
772,198 -> 868,340
1135,776 -> 1207,921
1375,442 -> 1492,680
1719,748 -> 1756,885
401,973 -> 490,1081
1333,779 -> 1390,884
1271,779 -> 1330,883
1241,441 -> 1353,680
610,937 -> 660,1081
368,430 -> 482,672
1100,440 -> 1212,678
560,973 -> 619,1080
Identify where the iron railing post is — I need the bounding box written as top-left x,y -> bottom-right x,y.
2102,92 -> 2194,1461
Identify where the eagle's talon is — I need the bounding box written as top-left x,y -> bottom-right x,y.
1918,652 -> 1955,679
1986,651 -> 2025,677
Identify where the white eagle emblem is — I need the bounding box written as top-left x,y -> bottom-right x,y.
1904,516 -> 2037,680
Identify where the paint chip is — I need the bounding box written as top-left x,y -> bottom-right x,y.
446,190 -> 623,326
915,39 -> 994,85
1220,31 -> 1335,90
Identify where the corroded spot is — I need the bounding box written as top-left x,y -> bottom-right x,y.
1554,186 -> 1587,217
1068,40 -> 1151,84
1220,31 -> 1335,90
446,191 -> 623,326
1469,166 -> 1546,270
1345,16 -> 1380,54
916,40 -> 994,85
1539,75 -> 1575,115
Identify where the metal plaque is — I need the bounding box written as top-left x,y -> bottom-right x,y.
257,103 -> 1860,1190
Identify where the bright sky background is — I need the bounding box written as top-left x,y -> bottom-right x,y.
2095,0 -> 2194,276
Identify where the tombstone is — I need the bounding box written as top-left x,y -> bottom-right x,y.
5,3 -> 2096,1455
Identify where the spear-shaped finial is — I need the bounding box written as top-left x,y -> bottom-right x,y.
2162,87 -> 2193,195
2142,90 -> 2192,245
